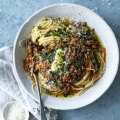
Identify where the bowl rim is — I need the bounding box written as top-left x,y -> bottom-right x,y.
13,3 -> 119,110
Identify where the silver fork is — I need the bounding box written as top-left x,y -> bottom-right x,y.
33,73 -> 47,120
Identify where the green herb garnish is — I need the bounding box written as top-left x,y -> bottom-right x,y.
63,93 -> 68,97
40,49 -> 56,62
38,26 -> 42,30
44,30 -> 52,37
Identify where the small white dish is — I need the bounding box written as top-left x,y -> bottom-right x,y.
3,101 -> 29,120
13,3 -> 119,110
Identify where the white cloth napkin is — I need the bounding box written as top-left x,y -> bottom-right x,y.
0,46 -> 57,120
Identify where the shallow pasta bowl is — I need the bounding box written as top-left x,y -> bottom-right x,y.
13,3 -> 119,110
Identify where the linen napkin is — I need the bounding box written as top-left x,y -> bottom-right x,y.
0,46 -> 57,120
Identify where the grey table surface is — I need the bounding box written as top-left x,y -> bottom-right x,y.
0,0 -> 120,120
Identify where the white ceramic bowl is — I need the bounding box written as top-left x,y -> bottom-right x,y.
3,101 -> 29,120
13,3 -> 119,110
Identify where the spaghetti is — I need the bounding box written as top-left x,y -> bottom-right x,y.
20,17 -> 106,97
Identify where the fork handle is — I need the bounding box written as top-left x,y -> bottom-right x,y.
33,74 -> 47,120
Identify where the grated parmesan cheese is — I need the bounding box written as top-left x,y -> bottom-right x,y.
5,103 -> 28,120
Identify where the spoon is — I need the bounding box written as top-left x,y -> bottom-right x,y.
33,73 -> 47,120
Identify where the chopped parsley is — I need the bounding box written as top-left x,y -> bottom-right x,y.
40,49 -> 56,62
37,26 -> 42,30
44,30 -> 52,37
63,93 -> 68,97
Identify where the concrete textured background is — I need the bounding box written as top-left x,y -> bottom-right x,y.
0,0 -> 120,120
